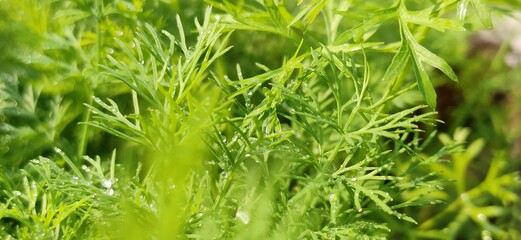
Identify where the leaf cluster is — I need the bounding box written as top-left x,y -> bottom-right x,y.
1,0 -> 520,239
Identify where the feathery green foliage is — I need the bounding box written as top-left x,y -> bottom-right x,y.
1,0 -> 520,239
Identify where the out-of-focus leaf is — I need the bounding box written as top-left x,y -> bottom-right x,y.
52,9 -> 90,24
404,9 -> 465,32
457,0 -> 470,23
325,42 -> 383,53
470,0 -> 492,28
289,0 -> 327,27
334,7 -> 398,43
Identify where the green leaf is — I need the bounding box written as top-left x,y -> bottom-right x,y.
413,41 -> 458,82
334,7 -> 397,43
347,181 -> 417,224
412,57 -> 437,110
470,0 -> 492,28
325,42 -> 384,53
289,0 -> 327,27
263,0 -> 290,30
52,9 -> 90,24
457,0 -> 470,23
402,24 -> 458,82
381,40 -> 410,82
400,23 -> 438,109
403,9 -> 465,32
335,7 -> 397,20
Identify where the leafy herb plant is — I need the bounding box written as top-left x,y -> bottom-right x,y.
1,0 -> 520,239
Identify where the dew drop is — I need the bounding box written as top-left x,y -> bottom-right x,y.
244,153 -> 251,158
115,30 -> 123,36
351,177 -> 357,181
357,208 -> 363,212
81,165 -> 91,172
102,179 -> 113,188
107,188 -> 114,196
150,203 -> 158,213
13,191 -> 22,196
329,193 -> 336,201
477,213 -> 486,222
235,210 -> 250,224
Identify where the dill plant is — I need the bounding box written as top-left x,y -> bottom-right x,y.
0,0 -> 520,239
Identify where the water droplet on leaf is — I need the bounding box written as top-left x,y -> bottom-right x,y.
81,165 -> 91,172
329,193 -> 336,201
235,210 -> 250,224
102,179 -> 113,188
